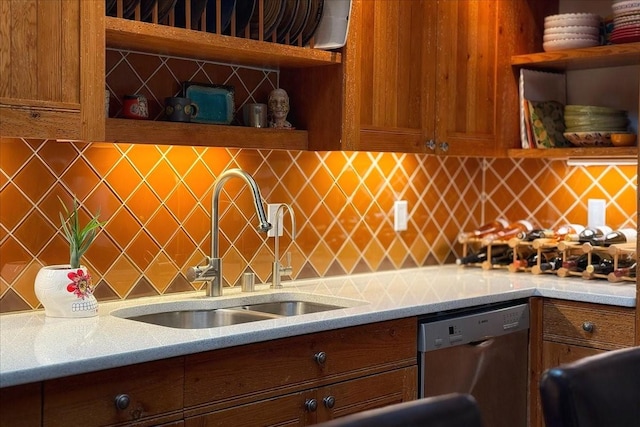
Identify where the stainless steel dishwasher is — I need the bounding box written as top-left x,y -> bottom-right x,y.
418,300 -> 530,427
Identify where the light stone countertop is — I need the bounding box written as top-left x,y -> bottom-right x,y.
0,265 -> 636,388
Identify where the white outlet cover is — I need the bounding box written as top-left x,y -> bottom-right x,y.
587,199 -> 606,228
394,200 -> 408,232
267,204 -> 284,237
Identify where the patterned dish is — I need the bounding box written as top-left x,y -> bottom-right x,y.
563,131 -> 616,147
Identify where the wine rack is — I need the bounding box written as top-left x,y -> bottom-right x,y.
459,237 -> 637,284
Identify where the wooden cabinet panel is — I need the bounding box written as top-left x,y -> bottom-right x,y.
316,367 -> 417,423
0,0 -> 104,141
44,357 -> 184,426
0,382 -> 42,427
543,300 -> 635,350
184,391 -> 315,427
542,341 -> 604,371
184,318 -> 416,414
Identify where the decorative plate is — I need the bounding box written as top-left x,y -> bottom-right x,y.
226,0 -> 256,35
183,82 -> 235,125
563,131 -> 615,147
528,100 -> 568,148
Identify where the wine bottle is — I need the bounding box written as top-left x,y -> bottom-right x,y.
457,219 -> 509,243
481,220 -> 534,246
563,253 -> 602,272
512,250 -> 557,269
516,229 -> 554,241
611,262 -> 637,278
598,228 -> 638,247
585,257 -> 616,275
552,224 -> 585,240
575,226 -> 613,243
456,245 -> 510,265
538,256 -> 563,272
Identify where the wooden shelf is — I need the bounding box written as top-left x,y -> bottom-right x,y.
508,146 -> 637,159
105,17 -> 342,69
511,43 -> 640,71
104,118 -> 308,149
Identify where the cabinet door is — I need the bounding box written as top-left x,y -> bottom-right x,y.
343,0 -> 434,153
0,382 -> 42,427
184,391 -> 316,427
316,367 -> 417,423
0,0 -> 104,141
433,0 -> 551,157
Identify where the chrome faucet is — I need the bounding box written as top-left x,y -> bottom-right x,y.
271,203 -> 296,289
187,169 -> 271,296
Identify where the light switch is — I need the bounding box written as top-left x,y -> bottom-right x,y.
394,200 -> 408,232
587,199 -> 606,228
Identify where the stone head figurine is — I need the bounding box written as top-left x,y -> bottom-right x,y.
268,88 -> 293,129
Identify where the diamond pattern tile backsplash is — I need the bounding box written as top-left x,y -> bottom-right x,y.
0,51 -> 637,313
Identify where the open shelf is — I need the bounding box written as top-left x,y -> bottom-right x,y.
508,147 -> 637,159
105,17 -> 342,69
104,118 -> 308,150
511,42 -> 640,71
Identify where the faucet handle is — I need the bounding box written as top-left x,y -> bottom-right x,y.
186,257 -> 213,282
281,252 -> 293,277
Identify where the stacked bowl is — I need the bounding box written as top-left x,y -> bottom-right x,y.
563,105 -> 631,146
543,13 -> 601,51
611,0 -> 640,43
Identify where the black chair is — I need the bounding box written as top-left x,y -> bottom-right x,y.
314,393 -> 484,427
539,346 -> 640,427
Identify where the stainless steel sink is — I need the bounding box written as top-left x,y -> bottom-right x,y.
111,292 -> 367,329
125,308 -> 278,329
238,301 -> 345,316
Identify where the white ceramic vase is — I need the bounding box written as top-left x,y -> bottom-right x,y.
34,265 -> 98,318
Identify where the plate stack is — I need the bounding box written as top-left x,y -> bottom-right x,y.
611,0 -> 640,43
543,13 -> 601,51
563,105 -> 630,146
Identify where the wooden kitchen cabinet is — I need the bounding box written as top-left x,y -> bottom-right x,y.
43,357 -> 184,427
185,367 -> 417,426
529,298 -> 636,427
0,382 -> 41,427
339,0 -> 554,156
183,318 -> 417,424
0,0 -> 105,141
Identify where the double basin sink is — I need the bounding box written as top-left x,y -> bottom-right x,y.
111,292 -> 366,329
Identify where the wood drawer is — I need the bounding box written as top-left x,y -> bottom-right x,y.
184,318 -> 417,414
543,300 -> 635,350
0,382 -> 42,427
44,357 -> 184,426
0,104 -> 81,140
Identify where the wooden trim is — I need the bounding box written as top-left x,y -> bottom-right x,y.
104,118 -> 308,149
0,105 -> 81,139
80,0 -> 105,141
105,17 -> 341,69
528,297 -> 544,427
511,42 -> 640,71
508,147 -> 638,159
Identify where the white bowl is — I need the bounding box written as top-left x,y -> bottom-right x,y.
543,33 -> 598,42
544,13 -> 601,28
543,38 -> 600,51
544,25 -> 600,36
612,0 -> 640,14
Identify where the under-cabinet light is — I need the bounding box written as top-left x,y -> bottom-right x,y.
566,157 -> 638,167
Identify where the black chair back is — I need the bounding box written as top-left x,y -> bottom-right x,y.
314,393 -> 484,427
539,346 -> 640,427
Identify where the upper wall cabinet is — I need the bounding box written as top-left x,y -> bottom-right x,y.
336,0 -> 555,156
0,0 -> 105,141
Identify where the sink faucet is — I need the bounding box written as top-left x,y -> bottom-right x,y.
271,203 -> 296,289
187,169 -> 271,296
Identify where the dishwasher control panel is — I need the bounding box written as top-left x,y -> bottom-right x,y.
418,303 -> 529,352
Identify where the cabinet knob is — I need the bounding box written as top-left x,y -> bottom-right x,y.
314,351 -> 327,365
582,321 -> 595,333
439,142 -> 449,152
323,396 -> 336,409
114,394 -> 131,410
305,398 -> 318,412
426,140 -> 436,151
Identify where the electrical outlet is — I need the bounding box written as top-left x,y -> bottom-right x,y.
587,199 -> 606,228
267,204 -> 284,237
394,200 -> 408,232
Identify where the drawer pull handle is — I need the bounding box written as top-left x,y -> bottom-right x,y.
323,395 -> 336,409
305,398 -> 318,412
314,351 -> 327,365
582,322 -> 595,333
114,394 -> 130,410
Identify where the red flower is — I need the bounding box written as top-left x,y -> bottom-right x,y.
66,269 -> 94,300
